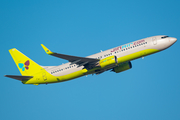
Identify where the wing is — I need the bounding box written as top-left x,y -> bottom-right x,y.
5,75 -> 33,81
41,44 -> 99,68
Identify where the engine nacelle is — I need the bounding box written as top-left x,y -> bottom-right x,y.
97,55 -> 117,68
112,61 -> 132,73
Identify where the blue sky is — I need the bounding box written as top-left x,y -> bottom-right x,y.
0,0 -> 180,120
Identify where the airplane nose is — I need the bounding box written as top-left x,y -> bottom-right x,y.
170,37 -> 177,43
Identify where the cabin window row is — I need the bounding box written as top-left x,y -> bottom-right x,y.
98,42 -> 148,59
114,42 -> 148,54
104,53 -> 112,57
51,64 -> 77,74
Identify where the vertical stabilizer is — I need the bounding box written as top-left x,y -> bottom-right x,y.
9,48 -> 43,76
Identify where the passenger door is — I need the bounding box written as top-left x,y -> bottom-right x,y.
152,37 -> 157,45
42,71 -> 47,81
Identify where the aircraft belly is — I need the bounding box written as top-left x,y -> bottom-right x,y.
58,69 -> 88,81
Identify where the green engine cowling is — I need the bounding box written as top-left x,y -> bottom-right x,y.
112,61 -> 132,73
98,55 -> 118,68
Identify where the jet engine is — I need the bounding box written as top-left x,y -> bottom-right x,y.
112,61 -> 132,73
97,55 -> 118,68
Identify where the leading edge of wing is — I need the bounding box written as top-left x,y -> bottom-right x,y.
41,44 -> 99,64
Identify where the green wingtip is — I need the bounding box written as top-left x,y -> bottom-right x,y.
41,44 -> 54,55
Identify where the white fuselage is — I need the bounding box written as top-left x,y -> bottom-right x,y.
44,35 -> 177,76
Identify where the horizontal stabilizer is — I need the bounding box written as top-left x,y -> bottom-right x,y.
5,75 -> 33,81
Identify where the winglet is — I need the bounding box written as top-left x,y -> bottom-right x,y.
41,44 -> 54,55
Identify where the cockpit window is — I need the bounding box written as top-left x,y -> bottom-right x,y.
161,36 -> 169,39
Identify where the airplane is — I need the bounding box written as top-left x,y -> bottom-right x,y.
5,35 -> 177,85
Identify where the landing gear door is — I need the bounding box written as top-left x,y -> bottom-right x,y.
152,37 -> 157,45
